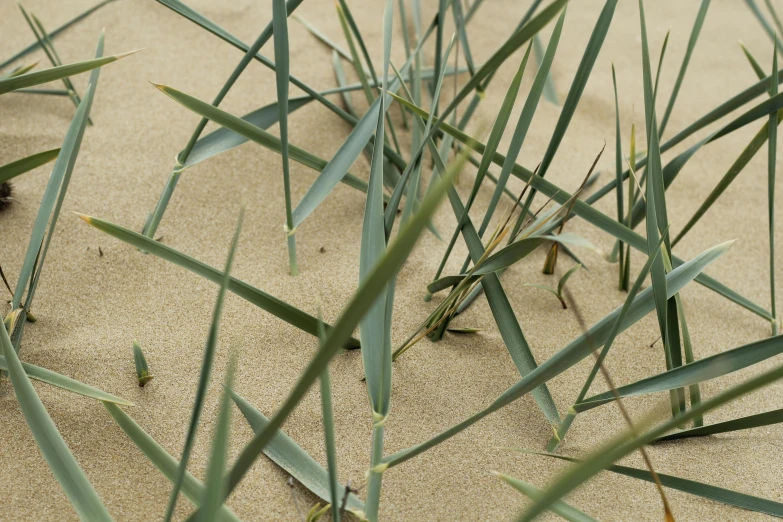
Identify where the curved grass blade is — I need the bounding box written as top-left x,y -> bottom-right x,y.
103,403 -> 239,522
391,92 -> 772,320
0,354 -> 133,405
574,333 -> 783,413
230,390 -> 365,514
655,407 -> 783,441
0,0 -> 116,70
0,148 -> 59,184
496,473 -> 596,522
1,311 -> 112,521
0,51 -> 134,95
76,214 -> 359,347
533,35 -> 558,105
520,450 -> 783,518
769,40 -> 779,334
380,241 -> 732,470
162,211 -> 243,522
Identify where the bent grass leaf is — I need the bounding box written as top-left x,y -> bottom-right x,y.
497,473 -> 596,522
654,407 -> 783,441
0,148 -> 59,184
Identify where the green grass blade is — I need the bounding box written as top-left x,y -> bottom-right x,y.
452,0 -> 476,76
316,318 -> 341,522
520,451 -> 783,518
0,0 -> 116,69
744,0 -> 783,54
676,295 -> 702,426
332,51 -> 358,117
76,214 -> 360,347
132,340 -> 153,387
659,0 -> 710,135
0,354 -> 133,405
533,35 -> 558,105
0,51 -> 133,95
380,241 -> 732,470
0,148 -> 59,184
103,403 -> 240,522
611,63 -> 624,285
217,148 -> 464,508
517,362 -> 783,521
231,390 -> 365,514
497,473 -> 596,522
1,311 -> 112,521
652,30 -> 670,104
162,211 -> 243,522
201,359 -> 236,522
294,15 -> 352,61
655,407 -> 783,441
574,333 -> 783,413
769,38 -> 779,334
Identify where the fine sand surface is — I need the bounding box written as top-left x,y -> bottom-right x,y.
2,0 -> 783,520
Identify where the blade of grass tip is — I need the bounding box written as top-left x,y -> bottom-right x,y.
612,64 -> 624,288
769,37 -> 779,334
206,149 -> 465,513
0,148 -> 59,184
518,0 -> 618,221
162,210 -> 243,522
496,472 -> 597,522
201,356 -> 237,522
379,240 -> 731,471
518,361 -> 783,521
741,41 -> 766,79
652,29 -> 670,104
433,41 -> 533,284
17,33 -> 104,346
518,450 -> 783,518
675,295 -> 702,426
659,0 -> 710,136
103,403 -> 240,522
0,308 -> 112,520
533,35 -> 558,105
315,318 -> 341,522
77,213 -> 360,347
548,230 -> 668,451
655,406 -> 783,442
0,0 -> 116,70
639,0 -> 683,418
3,61 -> 39,78
393,93 -> 773,321
362,5 -> 393,518
230,390 -> 365,514
744,0 -> 783,55
272,0 -> 298,276
574,330 -> 783,413
132,340 -> 154,387
0,49 -> 134,95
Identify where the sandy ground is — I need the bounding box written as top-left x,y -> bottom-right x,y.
1,0 -> 783,520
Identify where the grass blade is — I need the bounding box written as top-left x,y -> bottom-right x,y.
1,307 -> 112,521
0,148 -> 59,184
316,318 -> 341,522
574,333 -> 783,413
163,211 -> 243,522
272,0 -> 298,275
231,390 -> 365,514
77,214 -> 360,348
132,340 -> 153,387
496,473 -> 596,522
655,407 -> 783,441
0,51 -> 134,95
533,35 -> 558,105
769,38 -> 779,334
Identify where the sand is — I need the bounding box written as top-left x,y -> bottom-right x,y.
1,0 -> 783,520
